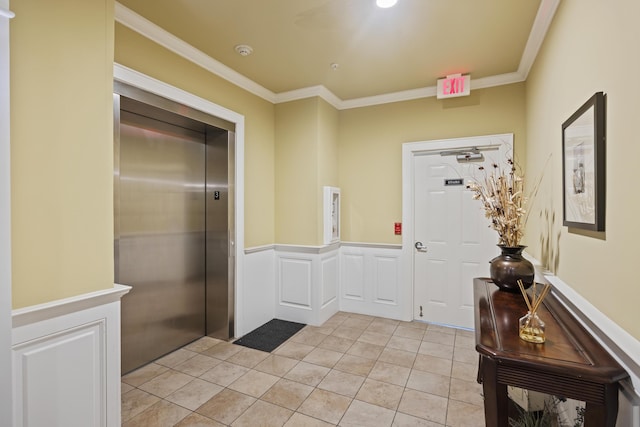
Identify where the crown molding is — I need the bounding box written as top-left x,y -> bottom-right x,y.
0,7 -> 14,19
115,2 -> 277,103
471,72 -> 526,90
341,86 -> 438,109
115,0 -> 559,110
275,85 -> 343,109
518,0 -> 561,80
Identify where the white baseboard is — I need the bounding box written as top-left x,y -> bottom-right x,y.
12,285 -> 130,427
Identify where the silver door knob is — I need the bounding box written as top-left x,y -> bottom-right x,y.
414,241 -> 427,252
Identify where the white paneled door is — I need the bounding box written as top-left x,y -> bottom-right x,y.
412,135 -> 511,328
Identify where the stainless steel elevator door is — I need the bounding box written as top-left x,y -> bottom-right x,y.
118,110 -> 207,373
206,129 -> 233,339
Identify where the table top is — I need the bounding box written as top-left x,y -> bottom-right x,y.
473,278 -> 628,384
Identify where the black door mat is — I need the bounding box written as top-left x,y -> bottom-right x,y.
233,319 -> 306,353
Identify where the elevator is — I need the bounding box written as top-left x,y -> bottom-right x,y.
114,83 -> 235,374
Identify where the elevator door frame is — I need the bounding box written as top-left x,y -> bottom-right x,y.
114,65 -> 246,340
114,81 -> 238,372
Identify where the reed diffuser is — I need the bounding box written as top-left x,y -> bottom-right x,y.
517,279 -> 551,344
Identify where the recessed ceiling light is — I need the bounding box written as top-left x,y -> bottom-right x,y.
376,0 -> 398,8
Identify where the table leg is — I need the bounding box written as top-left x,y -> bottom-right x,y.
584,402 -> 616,427
479,356 -> 509,427
584,385 -> 618,427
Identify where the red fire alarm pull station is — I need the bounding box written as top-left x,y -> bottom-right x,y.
394,222 -> 402,235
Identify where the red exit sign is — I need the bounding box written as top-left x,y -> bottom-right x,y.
437,74 -> 471,99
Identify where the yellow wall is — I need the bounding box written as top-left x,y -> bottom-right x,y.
274,97 -> 339,246
115,24 -> 276,249
275,99 -> 319,245
10,0 -> 115,308
338,83 -> 527,243
114,22 -> 526,251
13,0 -> 636,342
4,2 -> 550,323
525,0 -> 640,340
316,99 -> 340,244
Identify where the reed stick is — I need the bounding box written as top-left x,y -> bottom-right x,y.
517,279 -> 532,312
520,282 -> 551,334
530,284 -> 551,316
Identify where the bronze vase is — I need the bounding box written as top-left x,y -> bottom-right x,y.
489,245 -> 535,292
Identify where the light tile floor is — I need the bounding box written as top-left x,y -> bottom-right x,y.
121,312 -> 486,427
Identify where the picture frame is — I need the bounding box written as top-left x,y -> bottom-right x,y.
323,186 -> 340,245
562,92 -> 606,231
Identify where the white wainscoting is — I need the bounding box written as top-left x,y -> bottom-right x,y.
524,254 -> 640,427
241,246 -> 276,337
274,244 -> 340,326
11,285 -> 130,427
243,242 -> 410,331
340,243 -> 410,321
546,272 -> 640,427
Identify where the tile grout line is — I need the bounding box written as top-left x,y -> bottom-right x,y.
121,312 -> 485,427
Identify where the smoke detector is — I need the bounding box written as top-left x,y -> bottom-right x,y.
235,44 -> 253,57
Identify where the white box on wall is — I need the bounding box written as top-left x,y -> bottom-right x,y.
323,186 -> 340,245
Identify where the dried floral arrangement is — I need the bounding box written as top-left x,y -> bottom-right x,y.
466,156 -> 529,247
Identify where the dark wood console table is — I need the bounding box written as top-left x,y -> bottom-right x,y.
473,278 -> 628,426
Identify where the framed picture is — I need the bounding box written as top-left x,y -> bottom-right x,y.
562,92 -> 606,231
323,186 -> 340,245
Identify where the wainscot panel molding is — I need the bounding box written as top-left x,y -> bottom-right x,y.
341,251 -> 365,301
340,243 -> 409,321
279,257 -> 312,308
12,284 -> 130,427
274,246 -> 339,326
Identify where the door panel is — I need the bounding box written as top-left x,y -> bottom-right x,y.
206,128 -> 232,340
118,111 -> 206,373
413,143 -> 506,328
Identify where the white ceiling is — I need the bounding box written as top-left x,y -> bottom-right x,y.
116,0 -> 560,109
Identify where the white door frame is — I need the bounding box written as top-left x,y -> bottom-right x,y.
113,64 -> 247,337
401,134 -> 513,324
0,2 -> 14,425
